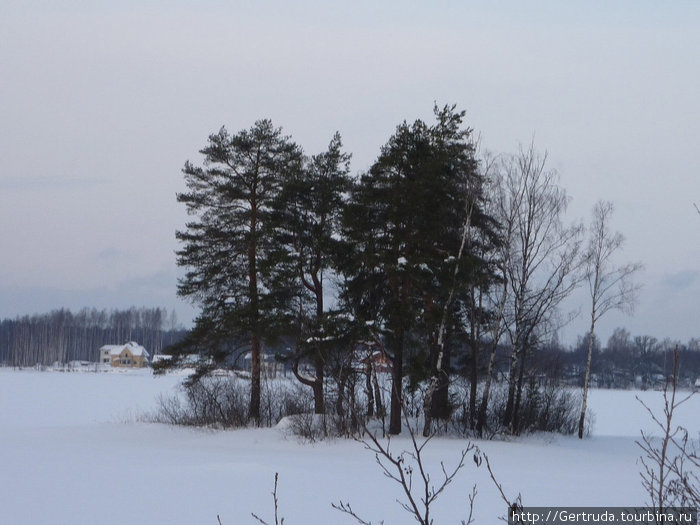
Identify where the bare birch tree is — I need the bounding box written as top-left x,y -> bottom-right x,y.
578,201 -> 642,438
476,163 -> 515,436
495,144 -> 584,434
422,200 -> 474,437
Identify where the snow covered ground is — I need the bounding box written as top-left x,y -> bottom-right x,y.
0,368 -> 697,525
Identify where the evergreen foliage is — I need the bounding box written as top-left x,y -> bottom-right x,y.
175,120 -> 303,423
340,104 -> 499,434
269,132 -> 352,414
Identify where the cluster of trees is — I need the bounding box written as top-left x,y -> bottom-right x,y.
0,307 -> 185,366
567,330 -> 700,388
171,104 -> 646,437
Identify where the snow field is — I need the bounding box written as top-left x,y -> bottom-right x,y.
0,369 -> 697,525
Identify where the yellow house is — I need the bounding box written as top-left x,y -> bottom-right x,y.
99,342 -> 150,368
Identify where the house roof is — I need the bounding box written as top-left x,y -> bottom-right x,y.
100,342 -> 149,357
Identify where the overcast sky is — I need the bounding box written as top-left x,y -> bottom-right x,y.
1,1 -> 699,345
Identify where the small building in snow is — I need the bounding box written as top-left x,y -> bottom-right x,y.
99,342 -> 150,368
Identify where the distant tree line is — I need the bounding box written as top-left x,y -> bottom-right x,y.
555,330 -> 700,389
167,104 -> 696,437
469,329 -> 700,390
0,307 -> 186,367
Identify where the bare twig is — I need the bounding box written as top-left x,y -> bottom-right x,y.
331,501 -> 381,525
483,451 -> 523,521
252,472 -> 285,525
461,484 -> 478,525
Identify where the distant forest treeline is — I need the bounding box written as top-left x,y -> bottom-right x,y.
1,305 -> 698,390
0,307 -> 187,366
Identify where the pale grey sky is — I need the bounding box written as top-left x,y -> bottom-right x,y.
1,1 -> 699,345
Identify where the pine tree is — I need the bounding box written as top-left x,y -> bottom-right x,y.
270,133 -> 351,414
176,120 -> 302,424
342,105 -> 497,434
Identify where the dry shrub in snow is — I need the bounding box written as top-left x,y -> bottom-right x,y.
637,347 -> 699,511
153,376 -> 311,429
449,380 -> 587,438
153,377 -> 248,428
153,370 -> 585,440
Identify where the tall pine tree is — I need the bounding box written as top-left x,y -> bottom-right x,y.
342,105 -> 497,434
176,120 -> 302,424
269,133 -> 351,414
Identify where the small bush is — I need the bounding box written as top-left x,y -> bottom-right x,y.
153,376 -> 248,428
153,375 -> 320,429
285,413 -> 328,442
518,380 -> 585,435
448,379 -> 587,437
260,380 -> 310,427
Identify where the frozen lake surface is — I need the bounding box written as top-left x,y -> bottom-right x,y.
0,368 -> 697,524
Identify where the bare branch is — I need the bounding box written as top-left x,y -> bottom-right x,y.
636,347 -> 699,510
331,501 -> 380,525
335,403 -> 475,525
462,484 -> 478,525
251,472 -> 285,525
483,451 -> 522,514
